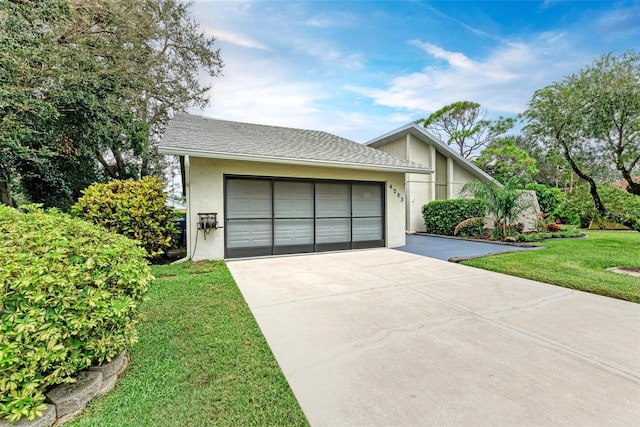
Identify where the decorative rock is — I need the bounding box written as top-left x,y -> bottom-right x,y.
45,371 -> 102,417
98,373 -> 118,395
88,352 -> 125,379
0,404 -> 56,427
117,351 -> 130,376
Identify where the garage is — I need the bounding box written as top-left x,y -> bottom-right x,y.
225,176 -> 385,258
158,114 -> 431,260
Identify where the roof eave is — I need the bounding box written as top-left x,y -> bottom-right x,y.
366,123 -> 500,185
158,146 -> 433,175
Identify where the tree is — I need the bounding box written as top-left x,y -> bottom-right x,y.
0,0 -> 223,208
0,0 -> 67,206
583,51 -> 640,195
525,76 -> 607,215
474,137 -> 538,186
416,101 -> 515,159
524,51 -> 640,217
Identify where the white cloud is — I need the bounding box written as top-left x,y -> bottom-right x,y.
408,40 -> 474,69
204,27 -> 271,51
347,34 -> 586,117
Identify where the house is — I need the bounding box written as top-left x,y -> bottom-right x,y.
366,122 -> 499,232
158,114 -> 431,260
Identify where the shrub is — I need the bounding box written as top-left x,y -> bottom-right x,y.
546,222 -> 562,232
525,183 -> 563,214
0,205 -> 152,423
422,199 -> 486,236
557,184 -> 640,231
516,227 -> 583,242
71,177 -> 177,259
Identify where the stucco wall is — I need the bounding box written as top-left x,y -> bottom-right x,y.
408,134 -> 431,166
186,157 -> 408,260
450,163 -> 477,198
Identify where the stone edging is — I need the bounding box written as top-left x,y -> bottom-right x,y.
0,351 -> 129,427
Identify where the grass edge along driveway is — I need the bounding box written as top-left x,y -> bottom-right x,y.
68,261 -> 309,427
462,230 -> 640,303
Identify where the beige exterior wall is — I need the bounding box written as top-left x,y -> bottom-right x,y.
407,134 -> 431,166
405,135 -> 434,232
186,157 -> 408,260
450,163 -> 477,198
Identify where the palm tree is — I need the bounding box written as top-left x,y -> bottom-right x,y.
460,180 -> 531,239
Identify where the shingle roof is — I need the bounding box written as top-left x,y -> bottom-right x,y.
158,114 -> 431,174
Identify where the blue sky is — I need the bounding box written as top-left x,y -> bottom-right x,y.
191,0 -> 640,142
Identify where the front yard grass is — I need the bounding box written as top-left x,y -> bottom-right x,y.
461,230 -> 640,303
68,261 -> 308,427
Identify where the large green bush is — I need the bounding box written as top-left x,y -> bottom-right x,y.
0,205 -> 152,423
422,199 -> 487,236
71,177 -> 177,259
525,183 -> 563,214
557,184 -> 640,230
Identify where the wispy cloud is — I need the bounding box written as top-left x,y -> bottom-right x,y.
408,40 -> 474,69
595,6 -> 640,34
304,11 -> 356,28
288,37 -> 366,72
347,34 -> 584,116
422,3 -> 508,43
205,27 -> 271,51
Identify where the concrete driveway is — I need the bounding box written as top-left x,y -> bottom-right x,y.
227,249 -> 640,426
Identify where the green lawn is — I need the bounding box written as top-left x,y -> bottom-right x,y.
462,230 -> 640,303
68,261 -> 308,427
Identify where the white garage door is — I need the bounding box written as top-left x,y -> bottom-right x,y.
225,177 -> 385,258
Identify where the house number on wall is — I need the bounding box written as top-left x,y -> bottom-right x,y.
389,184 -> 404,203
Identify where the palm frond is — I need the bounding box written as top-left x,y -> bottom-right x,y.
454,217 -> 485,235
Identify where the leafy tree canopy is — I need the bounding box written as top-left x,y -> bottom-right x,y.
524,50 -> 639,216
475,137 -> 538,186
416,101 -> 515,159
0,0 -> 223,208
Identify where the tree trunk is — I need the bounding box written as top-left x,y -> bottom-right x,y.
587,178 -> 606,215
0,181 -> 11,206
621,170 -> 640,196
561,143 -> 607,215
0,166 -> 12,206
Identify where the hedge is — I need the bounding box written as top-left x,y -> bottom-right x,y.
0,205 -> 152,423
524,183 -> 563,214
421,199 -> 487,236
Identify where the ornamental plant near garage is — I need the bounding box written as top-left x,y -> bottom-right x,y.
0,205 -> 152,423
71,177 -> 177,260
